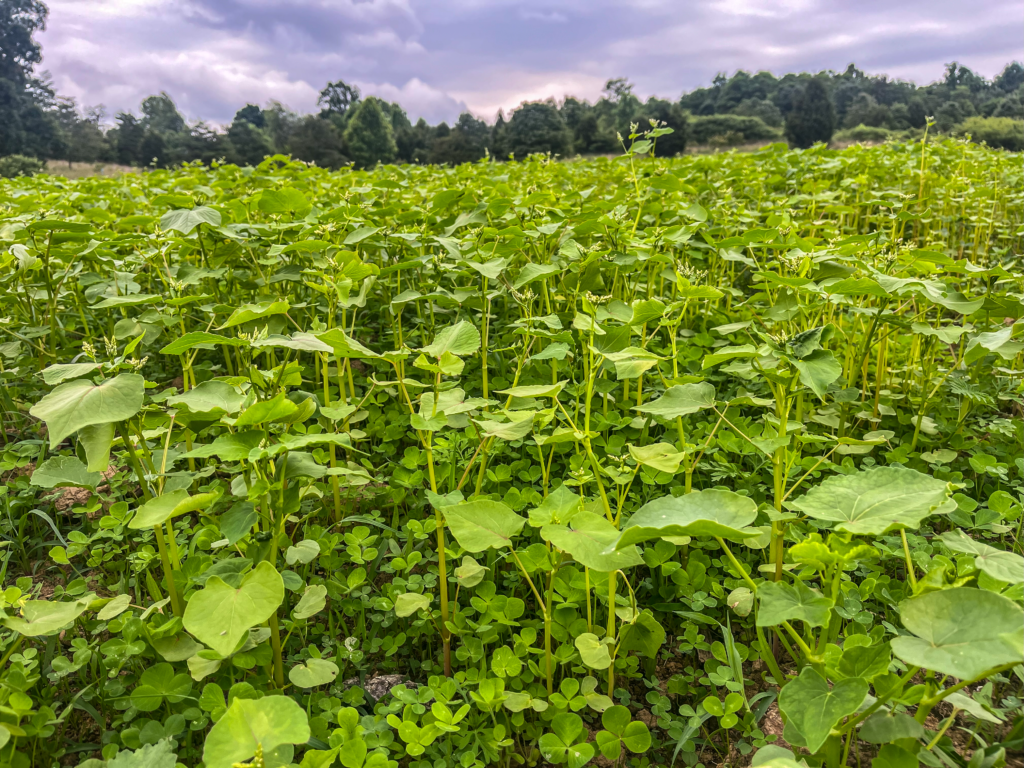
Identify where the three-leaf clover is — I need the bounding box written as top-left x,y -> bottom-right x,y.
538,712 -> 595,768
594,704 -> 652,761
703,692 -> 744,729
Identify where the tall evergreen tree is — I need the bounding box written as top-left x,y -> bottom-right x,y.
785,78 -> 836,149
491,110 -> 509,159
343,97 -> 397,168
112,113 -> 145,166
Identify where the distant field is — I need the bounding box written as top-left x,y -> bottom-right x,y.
44,160 -> 138,178
36,142 -> 900,177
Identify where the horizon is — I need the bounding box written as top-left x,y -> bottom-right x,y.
37,0 -> 1023,127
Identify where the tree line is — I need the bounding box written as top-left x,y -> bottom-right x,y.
1,0 -> 1022,172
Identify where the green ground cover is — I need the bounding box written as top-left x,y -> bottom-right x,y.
0,134 -> 1021,768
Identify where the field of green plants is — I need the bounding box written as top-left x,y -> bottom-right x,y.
0,132 -> 1021,768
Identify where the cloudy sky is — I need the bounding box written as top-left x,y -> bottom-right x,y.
37,0 -> 1023,126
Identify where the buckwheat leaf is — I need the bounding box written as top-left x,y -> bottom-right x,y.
890,587 -> 1024,679
442,500 -> 526,552
30,373 -> 144,447
788,466 -> 956,535
613,489 -> 760,550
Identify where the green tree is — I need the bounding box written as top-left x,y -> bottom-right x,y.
289,115 -> 348,169
226,123 -> 271,166
993,62 -> 1024,94
640,98 -> 688,155
734,97 -> 783,127
716,70 -> 769,112
111,112 -> 144,166
934,100 -> 965,131
601,77 -> 642,138
887,103 -> 912,130
992,96 -> 1022,119
429,112 -> 489,165
318,80 -> 360,119
66,107 -> 108,164
396,117 -> 432,163
227,114 -> 271,166
785,78 -> 835,148
139,129 -> 167,167
0,78 -> 27,155
233,104 -> 265,128
505,101 -> 572,159
491,110 -> 509,159
263,101 -> 301,152
907,98 -> 928,128
0,0 -> 57,159
343,96 -> 397,168
0,0 -> 46,82
842,93 -> 889,128
171,122 -> 226,165
141,92 -> 186,135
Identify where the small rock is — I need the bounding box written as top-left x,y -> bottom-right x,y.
344,674 -> 416,702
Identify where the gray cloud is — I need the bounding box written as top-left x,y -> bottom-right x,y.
37,0 -> 1023,126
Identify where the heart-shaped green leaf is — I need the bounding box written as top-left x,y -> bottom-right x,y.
218,300 -> 290,330
30,373 -> 144,447
258,188 -> 311,216
421,320 -> 481,358
792,349 -> 842,398
891,587 -> 1023,679
542,510 -> 643,572
183,561 -> 284,656
788,466 -> 955,535
939,530 -> 1024,584
628,442 -> 686,474
40,362 -> 101,385
2,598 -> 91,637
491,645 -> 523,678
454,557 -> 488,587
314,328 -> 380,358
497,381 -> 567,399
529,485 -> 583,527
293,585 -> 328,620
442,500 -> 526,552
167,381 -> 244,416
539,713 -> 594,768
159,332 -> 250,356
575,633 -> 612,669
613,489 -> 759,550
756,581 -> 833,628
778,667 -> 867,753
635,383 -> 715,419
160,206 -> 220,234
203,695 -> 310,768
394,592 -> 431,617
129,490 -> 221,530
288,658 -> 339,688
234,392 -> 299,426
30,456 -> 101,490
